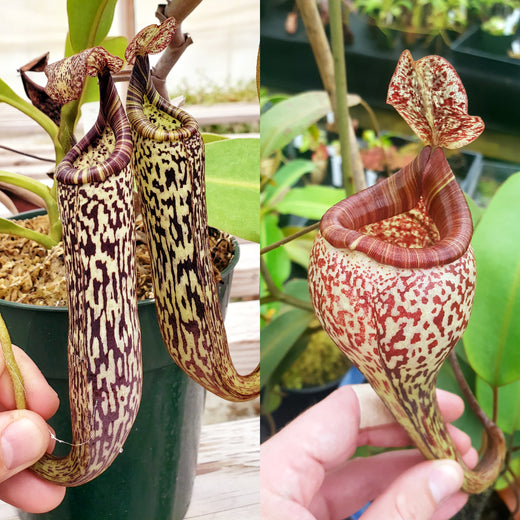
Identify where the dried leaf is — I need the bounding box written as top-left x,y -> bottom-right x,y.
125,17 -> 177,65
45,47 -> 123,104
19,53 -> 63,125
387,50 -> 484,149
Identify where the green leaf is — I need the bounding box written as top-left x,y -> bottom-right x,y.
464,172 -> 520,386
260,91 -> 330,160
495,455 -> 520,491
260,307 -> 315,387
464,193 -> 484,229
263,159 -> 316,209
276,185 -> 346,220
261,214 -> 291,289
202,133 -> 229,144
261,384 -> 283,414
205,138 -> 259,242
260,93 -> 289,111
283,278 -> 312,302
476,377 -> 520,435
67,0 -> 118,53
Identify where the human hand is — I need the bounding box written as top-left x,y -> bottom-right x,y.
261,384 -> 478,520
0,345 -> 65,512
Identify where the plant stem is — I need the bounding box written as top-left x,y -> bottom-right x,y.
0,218 -> 58,249
260,257 -> 314,311
260,222 -> 320,255
295,0 -> 365,196
329,0 -> 353,196
0,314 -> 26,410
0,81 -> 63,163
295,0 -> 336,105
57,100 -> 79,161
449,351 -> 501,434
151,0 -> 202,98
0,145 -> 54,163
0,170 -> 61,244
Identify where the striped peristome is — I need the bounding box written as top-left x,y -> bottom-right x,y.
31,71 -> 142,486
320,146 -> 473,268
127,54 -> 259,402
309,146 -> 506,494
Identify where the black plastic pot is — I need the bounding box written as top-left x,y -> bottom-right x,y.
451,25 -> 518,70
0,210 -> 239,520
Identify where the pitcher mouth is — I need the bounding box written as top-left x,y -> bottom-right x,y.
126,54 -> 198,143
56,71 -> 132,186
320,146 -> 473,269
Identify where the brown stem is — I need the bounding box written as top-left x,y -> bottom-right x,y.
294,0 -> 335,108
151,1 -> 200,98
448,350 -> 506,490
449,351 -> 496,435
260,222 -> 320,255
264,411 -> 277,437
260,257 -> 313,311
161,0 -> 203,24
295,0 -> 365,194
0,144 -> 55,163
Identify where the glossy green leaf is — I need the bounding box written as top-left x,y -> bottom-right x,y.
261,214 -> 291,289
260,93 -> 289,111
464,193 -> 484,229
260,91 -> 330,160
261,384 -> 283,414
276,185 -> 346,220
67,0 -> 118,53
464,172 -> 520,386
268,329 -> 313,389
260,307 -> 315,387
202,133 -> 228,144
476,377 -> 520,435
263,159 -> 316,209
284,278 -> 312,302
205,138 -> 259,242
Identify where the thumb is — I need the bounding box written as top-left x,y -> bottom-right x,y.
0,411 -> 50,481
362,460 -> 466,520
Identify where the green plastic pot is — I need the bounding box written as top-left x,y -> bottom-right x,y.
0,211 -> 239,520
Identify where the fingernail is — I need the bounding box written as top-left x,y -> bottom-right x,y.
429,461 -> 464,504
1,419 -> 45,470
